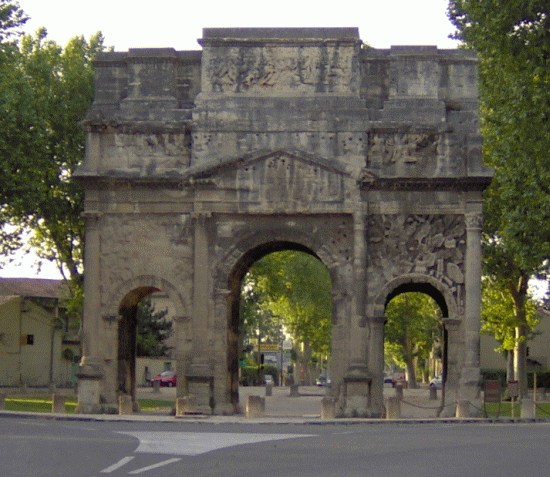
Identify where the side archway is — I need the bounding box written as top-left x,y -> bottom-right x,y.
101,275 -> 189,408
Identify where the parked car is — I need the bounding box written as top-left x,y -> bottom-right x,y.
264,374 -> 274,385
153,370 -> 177,387
384,374 -> 395,387
316,376 -> 331,386
429,375 -> 443,389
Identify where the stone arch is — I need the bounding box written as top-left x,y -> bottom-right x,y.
103,274 -> 189,318
371,273 -> 459,320
102,275 -> 189,409
212,227 -> 343,293
212,226 -> 349,411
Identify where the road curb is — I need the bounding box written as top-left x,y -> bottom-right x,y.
2,410 -> 550,425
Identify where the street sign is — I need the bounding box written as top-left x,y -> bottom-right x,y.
507,381 -> 519,399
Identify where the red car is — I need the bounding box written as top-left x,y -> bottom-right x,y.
152,370 -> 177,387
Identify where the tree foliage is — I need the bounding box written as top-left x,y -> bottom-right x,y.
0,0 -> 27,43
136,297 -> 173,357
240,251 -> 332,363
448,0 -> 550,394
0,2 -> 105,322
384,292 -> 442,388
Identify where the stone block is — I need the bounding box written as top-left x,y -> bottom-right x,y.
455,399 -> 470,418
321,397 -> 336,419
429,386 -> 438,400
176,395 -> 197,415
152,380 -> 161,393
245,395 -> 265,418
265,384 -> 273,397
0,394 -> 5,410
521,398 -> 535,419
289,385 -> 300,397
386,396 -> 401,419
395,383 -> 403,400
118,395 -> 133,415
51,394 -> 67,414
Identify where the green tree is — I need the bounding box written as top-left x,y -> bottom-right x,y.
136,297 -> 173,357
241,251 -> 332,380
384,292 -> 442,389
0,0 -> 27,42
0,20 -> 105,323
481,277 -> 539,380
448,0 -> 550,395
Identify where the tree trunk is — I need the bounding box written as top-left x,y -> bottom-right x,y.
506,349 -> 514,383
510,274 -> 529,397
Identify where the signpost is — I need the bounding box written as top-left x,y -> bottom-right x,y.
484,380 -> 502,417
508,381 -> 519,419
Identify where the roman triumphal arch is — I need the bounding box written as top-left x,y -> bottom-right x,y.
75,28 -> 492,417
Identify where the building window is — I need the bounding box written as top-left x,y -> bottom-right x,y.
26,334 -> 34,345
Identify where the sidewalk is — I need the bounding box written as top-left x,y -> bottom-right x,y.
137,384 -> 451,419
3,384 -> 548,424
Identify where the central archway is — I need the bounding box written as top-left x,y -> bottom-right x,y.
226,241 -> 332,411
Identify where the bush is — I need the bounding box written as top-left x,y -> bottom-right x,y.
240,365 -> 279,386
480,369 -> 550,389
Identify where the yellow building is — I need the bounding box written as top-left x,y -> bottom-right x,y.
0,278 -> 78,387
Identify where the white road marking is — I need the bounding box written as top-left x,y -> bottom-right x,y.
128,458 -> 182,475
118,431 -> 315,456
100,456 -> 134,473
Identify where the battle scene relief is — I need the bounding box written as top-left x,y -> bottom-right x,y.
367,214 -> 466,312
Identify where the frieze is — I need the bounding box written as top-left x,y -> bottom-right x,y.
367,132 -> 439,166
206,45 -> 356,94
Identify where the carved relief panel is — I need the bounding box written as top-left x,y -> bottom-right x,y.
367,214 -> 466,312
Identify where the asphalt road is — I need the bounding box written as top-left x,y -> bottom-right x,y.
2,417 -> 550,477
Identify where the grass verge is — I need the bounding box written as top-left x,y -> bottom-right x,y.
3,396 -> 174,414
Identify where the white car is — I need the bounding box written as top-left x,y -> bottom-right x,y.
429,375 -> 443,389
264,375 -> 274,385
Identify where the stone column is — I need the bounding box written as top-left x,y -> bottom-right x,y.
187,212 -> 214,413
192,212 -> 210,357
367,316 -> 386,417
349,212 -> 368,367
342,212 -> 371,417
77,211 -> 103,414
462,210 -> 482,402
441,318 -> 461,417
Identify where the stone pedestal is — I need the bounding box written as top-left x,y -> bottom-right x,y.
395,384 -> 403,400
245,395 -> 265,418
521,398 -> 535,419
456,399 -> 470,418
386,396 -> 401,419
289,385 -> 299,397
321,397 -> 336,419
76,356 -> 103,413
265,384 -> 273,396
51,394 -> 67,414
342,368 -> 371,418
118,394 -> 133,415
176,395 -> 197,415
429,386 -> 438,400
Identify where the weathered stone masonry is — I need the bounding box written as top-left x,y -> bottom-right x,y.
76,28 -> 491,417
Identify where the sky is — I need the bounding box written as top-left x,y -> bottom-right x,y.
1,0 -> 459,280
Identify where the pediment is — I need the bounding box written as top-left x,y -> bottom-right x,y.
182,149 -> 349,183
182,149 -> 350,208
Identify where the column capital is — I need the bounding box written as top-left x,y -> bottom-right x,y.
443,317 -> 461,330
367,316 -> 387,326
465,213 -> 482,230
